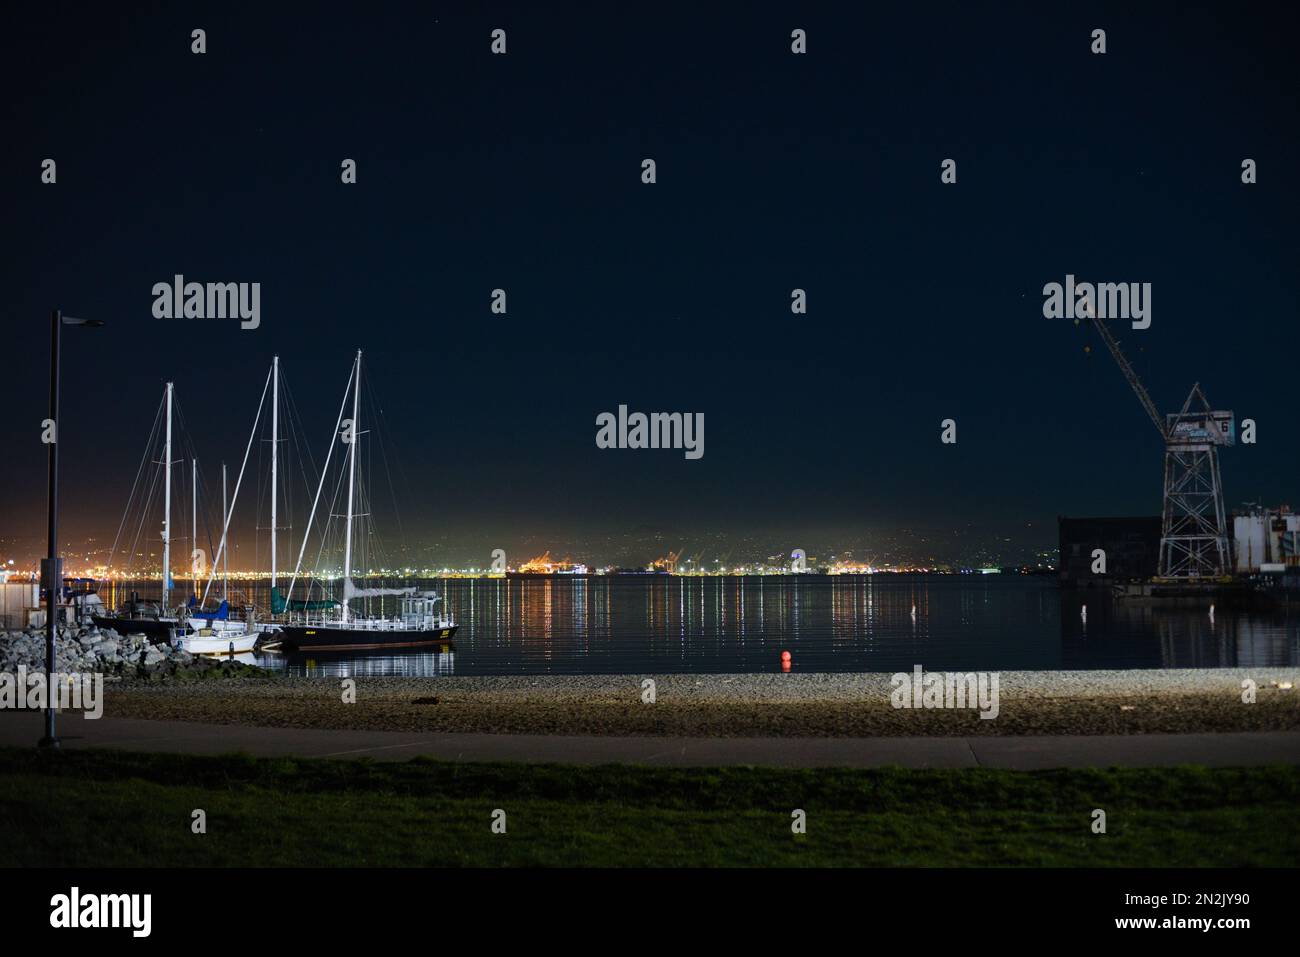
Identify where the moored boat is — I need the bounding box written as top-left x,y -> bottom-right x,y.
173,595 -> 259,655
93,594 -> 187,642
173,627 -> 259,656
95,382 -> 192,642
278,593 -> 457,651
277,350 -> 459,651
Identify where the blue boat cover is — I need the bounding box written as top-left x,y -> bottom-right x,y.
187,596 -> 229,620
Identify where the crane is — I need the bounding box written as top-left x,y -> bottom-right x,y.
1088,311 -> 1234,580
651,549 -> 682,574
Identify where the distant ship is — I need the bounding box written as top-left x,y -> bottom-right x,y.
506,551 -> 589,579
506,568 -> 590,579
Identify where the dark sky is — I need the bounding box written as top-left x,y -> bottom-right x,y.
2,1 -> 1298,565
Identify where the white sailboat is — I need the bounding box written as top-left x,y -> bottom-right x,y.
176,462 -> 258,656
179,356 -> 291,656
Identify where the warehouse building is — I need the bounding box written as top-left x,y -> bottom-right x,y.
1232,507 -> 1300,573
1057,516 -> 1162,585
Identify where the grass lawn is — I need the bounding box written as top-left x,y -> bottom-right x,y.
1,747 -> 1296,866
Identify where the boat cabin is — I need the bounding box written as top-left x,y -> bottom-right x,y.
399,594 -> 451,630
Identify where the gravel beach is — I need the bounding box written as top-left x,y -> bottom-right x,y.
99,667 -> 1300,737
6,628 -> 1297,737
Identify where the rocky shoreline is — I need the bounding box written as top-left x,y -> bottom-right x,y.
1,626 -> 262,680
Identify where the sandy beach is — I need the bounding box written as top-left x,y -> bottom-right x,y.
100,667 -> 1300,737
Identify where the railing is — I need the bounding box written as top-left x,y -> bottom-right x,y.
291,614 -> 455,631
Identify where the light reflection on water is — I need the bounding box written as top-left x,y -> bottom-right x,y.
259,648 -> 457,678
104,576 -> 1300,677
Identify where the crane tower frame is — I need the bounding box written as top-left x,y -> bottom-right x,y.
1088,316 -> 1233,580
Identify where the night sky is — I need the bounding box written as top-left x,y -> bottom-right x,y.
2,2 -> 1298,567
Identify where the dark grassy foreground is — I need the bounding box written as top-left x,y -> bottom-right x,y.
1,747 -> 1297,866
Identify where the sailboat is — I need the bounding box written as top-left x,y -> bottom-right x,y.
277,350 -> 458,651
92,591 -> 185,642
179,355 -> 298,654
180,602 -> 257,655
175,462 -> 258,655
93,382 -> 191,642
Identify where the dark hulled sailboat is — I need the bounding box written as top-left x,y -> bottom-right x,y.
92,592 -> 187,641
92,382 -> 191,642
274,350 -> 459,652
277,591 -> 457,651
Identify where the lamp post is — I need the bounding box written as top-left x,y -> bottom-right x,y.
39,310 -> 104,749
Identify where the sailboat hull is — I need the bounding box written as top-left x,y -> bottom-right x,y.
92,615 -> 189,642
173,632 -> 259,656
277,624 -> 458,652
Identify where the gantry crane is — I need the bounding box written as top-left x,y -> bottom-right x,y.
651,550 -> 682,574
1088,311 -> 1234,579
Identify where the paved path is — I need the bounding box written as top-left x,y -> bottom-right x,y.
2,713 -> 1298,768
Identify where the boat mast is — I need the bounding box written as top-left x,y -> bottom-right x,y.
222,462 -> 229,602
283,360 -> 354,608
162,382 -> 173,610
341,349 -> 361,624
270,355 -> 279,590
191,458 -> 197,597
199,365 -> 271,608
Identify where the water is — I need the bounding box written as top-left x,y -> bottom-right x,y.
102,574 -> 1298,678
102,576 -> 1299,677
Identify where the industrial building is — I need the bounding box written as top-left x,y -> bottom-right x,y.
1232,507 -> 1300,573
1060,509 -> 1299,586
0,580 -> 39,629
1057,516 -> 1162,585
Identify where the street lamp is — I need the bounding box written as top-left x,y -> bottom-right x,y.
39,310 -> 104,749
